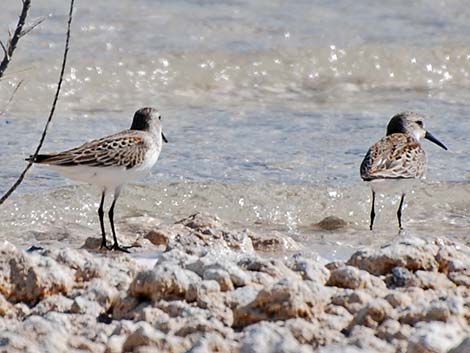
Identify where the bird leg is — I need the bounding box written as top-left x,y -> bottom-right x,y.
397,193 -> 406,230
98,190 -> 108,249
108,187 -> 129,253
369,191 -> 376,230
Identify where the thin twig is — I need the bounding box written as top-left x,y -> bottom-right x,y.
0,79 -> 23,116
0,40 -> 7,57
0,66 -> 34,82
21,17 -> 46,37
0,0 -> 75,205
0,0 -> 31,79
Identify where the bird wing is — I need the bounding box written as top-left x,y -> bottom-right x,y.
360,134 -> 426,181
34,132 -> 147,169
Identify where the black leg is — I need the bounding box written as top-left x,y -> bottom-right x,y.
397,193 -> 406,230
108,187 -> 129,252
369,191 -> 376,231
98,190 -> 107,249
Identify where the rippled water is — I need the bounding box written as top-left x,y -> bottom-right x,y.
1,0 -> 469,258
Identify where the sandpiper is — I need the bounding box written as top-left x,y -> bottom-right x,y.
28,107 -> 168,251
360,112 -> 447,230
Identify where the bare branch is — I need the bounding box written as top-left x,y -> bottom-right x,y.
0,0 -> 31,79
21,17 -> 46,37
0,79 -> 24,116
0,0 -> 75,205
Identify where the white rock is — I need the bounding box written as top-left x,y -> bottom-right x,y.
240,322 -> 314,353
407,321 -> 467,353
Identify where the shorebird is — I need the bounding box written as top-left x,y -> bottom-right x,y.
360,112 -> 447,230
28,107 -> 168,251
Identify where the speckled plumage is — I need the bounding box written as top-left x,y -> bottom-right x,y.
360,111 -> 447,230
35,132 -> 149,170
29,107 -> 168,251
360,133 -> 426,181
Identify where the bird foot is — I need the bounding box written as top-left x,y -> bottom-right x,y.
98,239 -> 132,253
110,243 -> 131,253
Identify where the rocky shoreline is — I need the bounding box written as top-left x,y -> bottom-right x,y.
1,213 -> 469,353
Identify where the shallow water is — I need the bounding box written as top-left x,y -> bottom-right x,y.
1,0 -> 469,259
1,181 -> 470,261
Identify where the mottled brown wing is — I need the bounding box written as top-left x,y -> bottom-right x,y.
360,134 -> 426,181
37,132 -> 147,169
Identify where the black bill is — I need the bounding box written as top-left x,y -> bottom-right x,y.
425,131 -> 447,150
162,132 -> 168,143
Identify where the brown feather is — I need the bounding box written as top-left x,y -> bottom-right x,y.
360,133 -> 426,181
32,131 -> 148,169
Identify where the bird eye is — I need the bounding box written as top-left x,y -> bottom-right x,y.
416,120 -> 423,127
159,115 -> 162,121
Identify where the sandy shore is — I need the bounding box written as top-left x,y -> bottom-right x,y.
1,212 -> 469,353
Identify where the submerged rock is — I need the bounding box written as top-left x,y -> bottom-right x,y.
315,216 -> 348,231
144,229 -> 170,247
249,231 -> 301,252
176,212 -> 222,232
